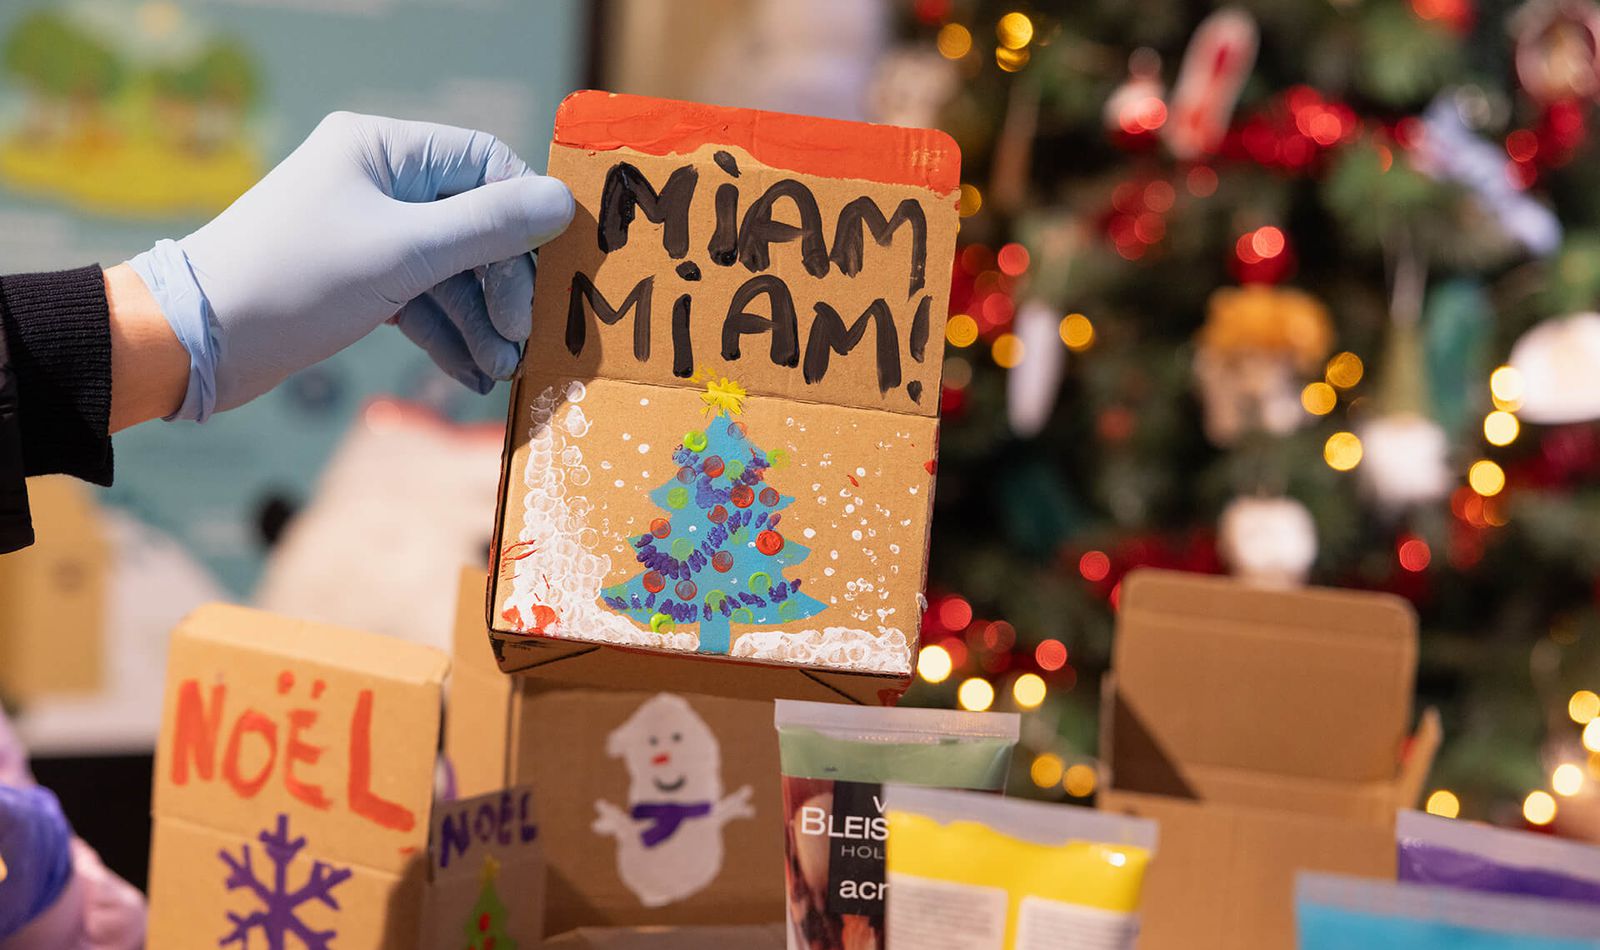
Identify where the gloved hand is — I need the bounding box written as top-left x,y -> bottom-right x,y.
0,785 -> 73,945
129,112 -> 575,421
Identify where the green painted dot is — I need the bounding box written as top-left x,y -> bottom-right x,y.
684,431 -> 708,451
671,538 -> 694,559
779,600 -> 800,621
767,448 -> 788,469
724,459 -> 746,480
666,486 -> 690,509
749,571 -> 772,594
705,590 -> 728,611
650,612 -> 675,633
731,607 -> 754,624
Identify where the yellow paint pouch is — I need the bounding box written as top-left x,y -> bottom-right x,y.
883,785 -> 1157,950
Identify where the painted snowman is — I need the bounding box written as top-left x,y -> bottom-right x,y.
592,694 -> 755,907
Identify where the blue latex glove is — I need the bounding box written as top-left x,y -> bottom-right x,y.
129,112 -> 574,421
0,785 -> 73,941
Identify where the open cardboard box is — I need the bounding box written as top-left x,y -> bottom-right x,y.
486,91 -> 962,706
449,568 -> 786,937
1097,569 -> 1441,950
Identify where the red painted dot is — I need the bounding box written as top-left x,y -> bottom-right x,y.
759,487 -> 780,507
276,671 -> 294,694
675,579 -> 698,600
730,485 -> 755,508
712,551 -> 734,572
756,530 -> 784,555
703,455 -> 725,477
709,505 -> 728,524
642,571 -> 665,593
650,518 -> 671,538
479,913 -> 490,932
1036,639 -> 1068,671
676,466 -> 695,483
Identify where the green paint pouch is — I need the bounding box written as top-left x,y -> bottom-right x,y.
773,699 -> 1020,950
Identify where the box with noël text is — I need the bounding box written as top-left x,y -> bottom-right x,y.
487,91 -> 960,703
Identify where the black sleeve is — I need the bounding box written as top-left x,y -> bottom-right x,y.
0,313 -> 30,554
0,265 -> 114,487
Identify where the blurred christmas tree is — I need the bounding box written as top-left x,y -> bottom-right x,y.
888,0 -> 1600,832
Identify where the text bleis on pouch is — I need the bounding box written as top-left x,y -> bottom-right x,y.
565,151 -> 933,403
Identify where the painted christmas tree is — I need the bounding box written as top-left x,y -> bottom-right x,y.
602,375 -> 826,654
462,856 -> 516,950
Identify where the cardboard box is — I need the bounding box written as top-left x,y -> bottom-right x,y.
543,924 -> 787,949
0,476 -> 107,701
1097,569 -> 1441,950
448,568 -> 786,936
487,90 -> 961,703
148,605 -> 449,950
419,785 -> 545,949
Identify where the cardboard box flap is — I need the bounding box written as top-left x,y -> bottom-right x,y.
1111,570 -> 1417,786
177,603 -> 450,685
1394,706 -> 1443,809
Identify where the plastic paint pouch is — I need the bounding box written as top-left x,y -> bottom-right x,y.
773,700 -> 1020,950
1296,871 -> 1600,950
1397,809 -> 1600,904
882,785 -> 1156,950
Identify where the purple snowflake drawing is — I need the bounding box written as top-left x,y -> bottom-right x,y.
217,813 -> 353,950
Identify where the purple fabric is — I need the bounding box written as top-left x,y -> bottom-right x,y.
1399,840 -> 1600,904
631,801 -> 712,848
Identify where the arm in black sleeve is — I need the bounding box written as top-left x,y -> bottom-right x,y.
0,265 -> 115,553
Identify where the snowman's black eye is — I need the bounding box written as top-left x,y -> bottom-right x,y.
649,736 -> 658,746
671,732 -> 682,742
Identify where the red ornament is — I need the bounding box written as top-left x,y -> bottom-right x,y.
759,486 -> 780,507
712,551 -> 734,572
730,485 -> 755,508
479,913 -> 491,932
649,518 -> 671,538
703,455 -> 726,477
675,579 -> 698,600
642,571 -> 665,593
756,530 -> 785,555
709,504 -> 728,524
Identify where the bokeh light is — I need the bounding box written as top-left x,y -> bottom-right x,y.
1013,673 -> 1047,708
936,22 -> 973,59
1078,550 -> 1111,582
1035,639 -> 1068,671
938,595 -> 973,631
1570,690 -> 1600,724
1064,764 -> 1097,797
946,314 -> 979,347
1483,410 -> 1519,446
1325,352 -> 1364,389
958,183 -> 983,217
1301,382 -> 1337,415
992,332 -> 1026,368
1584,719 -> 1600,753
1324,432 -> 1363,471
1030,753 -> 1064,788
958,677 -> 995,712
1424,789 -> 1460,818
1553,763 -> 1585,797
1523,790 -> 1557,825
997,242 -> 1030,276
1490,365 -> 1525,410
995,45 -> 1030,71
1398,537 -> 1431,572
1468,460 -> 1505,497
917,644 -> 953,683
1060,313 -> 1095,351
996,11 -> 1034,48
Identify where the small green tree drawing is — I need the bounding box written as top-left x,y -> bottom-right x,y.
462,855 -> 517,950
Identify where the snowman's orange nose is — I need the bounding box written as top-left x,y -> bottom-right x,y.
652,753 -> 671,765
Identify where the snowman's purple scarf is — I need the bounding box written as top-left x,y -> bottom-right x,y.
632,801 -> 713,847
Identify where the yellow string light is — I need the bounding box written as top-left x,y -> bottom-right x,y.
1483,410 -> 1520,446
1523,790 -> 1557,825
946,314 -> 979,347
936,22 -> 973,59
1490,365 -> 1525,409
995,45 -> 1030,71
1301,382 -> 1337,415
1059,313 -> 1094,351
1324,431 -> 1363,471
1063,764 -> 1097,797
958,677 -> 995,712
1325,352 -> 1364,389
1030,753 -> 1065,788
1584,719 -> 1600,753
917,644 -> 953,684
1424,789 -> 1460,818
1553,763 -> 1585,797
1013,673 -> 1047,709
1468,459 -> 1505,497
992,332 -> 1026,368
996,11 -> 1035,49
958,183 -> 983,217
1570,690 -> 1600,725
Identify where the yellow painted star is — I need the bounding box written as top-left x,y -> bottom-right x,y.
699,374 -> 747,417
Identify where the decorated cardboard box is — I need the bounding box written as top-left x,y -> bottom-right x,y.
448,568 -> 785,936
148,605 -> 448,950
1097,569 -> 1441,950
487,90 -> 960,703
419,785 -> 545,950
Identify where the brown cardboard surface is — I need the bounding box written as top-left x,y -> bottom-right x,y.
0,476 -> 107,700
1098,569 -> 1435,950
489,91 -> 959,697
543,924 -> 786,949
447,567 -> 516,799
446,571 -> 787,935
148,604 -> 447,950
420,786 -> 544,949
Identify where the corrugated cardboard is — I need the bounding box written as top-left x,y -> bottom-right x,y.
419,785 -> 545,949
488,90 -> 961,703
148,604 -> 448,950
1097,569 -> 1440,950
543,924 -> 786,949
448,568 -> 786,936
0,476 -> 107,701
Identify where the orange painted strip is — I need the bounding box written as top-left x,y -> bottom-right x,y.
553,89 -> 961,196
